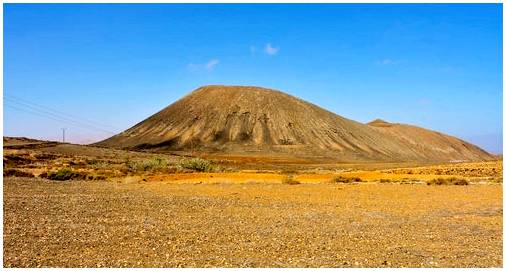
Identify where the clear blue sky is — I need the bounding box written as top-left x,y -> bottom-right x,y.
4,4 -> 503,153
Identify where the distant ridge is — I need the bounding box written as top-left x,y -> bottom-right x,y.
96,85 -> 494,162
367,119 -> 395,128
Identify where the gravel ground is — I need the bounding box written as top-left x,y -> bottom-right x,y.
3,177 -> 502,267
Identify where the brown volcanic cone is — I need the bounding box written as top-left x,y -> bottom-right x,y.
96,85 -> 494,162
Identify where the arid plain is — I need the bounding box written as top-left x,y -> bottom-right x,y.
4,2 -> 504,268
3,137 -> 502,267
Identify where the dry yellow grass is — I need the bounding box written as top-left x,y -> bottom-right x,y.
4,141 -> 501,185
109,160 -> 502,185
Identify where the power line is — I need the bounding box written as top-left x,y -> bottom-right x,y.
5,100 -> 116,134
4,94 -> 120,130
4,103 -> 116,135
4,95 -> 120,131
4,94 -> 117,129
5,103 -> 80,125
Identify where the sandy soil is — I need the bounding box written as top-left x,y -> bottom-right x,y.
4,177 -> 502,268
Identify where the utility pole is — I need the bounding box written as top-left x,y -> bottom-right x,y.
62,128 -> 66,143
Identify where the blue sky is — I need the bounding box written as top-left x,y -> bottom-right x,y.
4,4 -> 503,153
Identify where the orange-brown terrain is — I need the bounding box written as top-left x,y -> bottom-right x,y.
3,137 -> 503,267
2,84 -> 503,268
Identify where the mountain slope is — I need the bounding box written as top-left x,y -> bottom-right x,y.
96,85 -> 494,162
367,119 -> 492,162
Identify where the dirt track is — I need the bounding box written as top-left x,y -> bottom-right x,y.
4,177 -> 502,267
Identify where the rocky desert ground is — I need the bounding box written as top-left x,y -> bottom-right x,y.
3,138 -> 503,267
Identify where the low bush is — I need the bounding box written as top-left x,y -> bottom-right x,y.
88,159 -> 109,170
176,157 -> 213,172
3,168 -> 34,178
125,157 -> 168,172
426,177 -> 469,186
449,177 -> 469,185
375,178 -> 421,184
38,172 -> 48,178
142,157 -> 167,171
331,176 -> 363,183
46,168 -> 87,181
427,178 -> 449,185
282,175 -> 301,185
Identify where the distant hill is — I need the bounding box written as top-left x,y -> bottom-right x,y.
95,85 -> 495,162
4,136 -> 48,145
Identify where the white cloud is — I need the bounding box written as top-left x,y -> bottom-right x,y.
375,58 -> 406,66
187,59 -> 220,72
265,43 -> 279,55
377,58 -> 394,65
205,59 -> 220,70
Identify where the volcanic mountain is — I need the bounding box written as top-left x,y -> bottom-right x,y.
96,85 -> 494,162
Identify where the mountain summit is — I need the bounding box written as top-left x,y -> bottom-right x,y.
96,85 -> 493,162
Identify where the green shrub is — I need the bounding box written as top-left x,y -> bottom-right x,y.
177,157 -> 213,172
331,176 -> 363,183
46,168 -> 87,181
141,157 -> 167,171
125,158 -> 138,172
282,175 -> 300,185
88,159 -> 109,170
125,157 -> 168,172
3,169 -> 34,178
